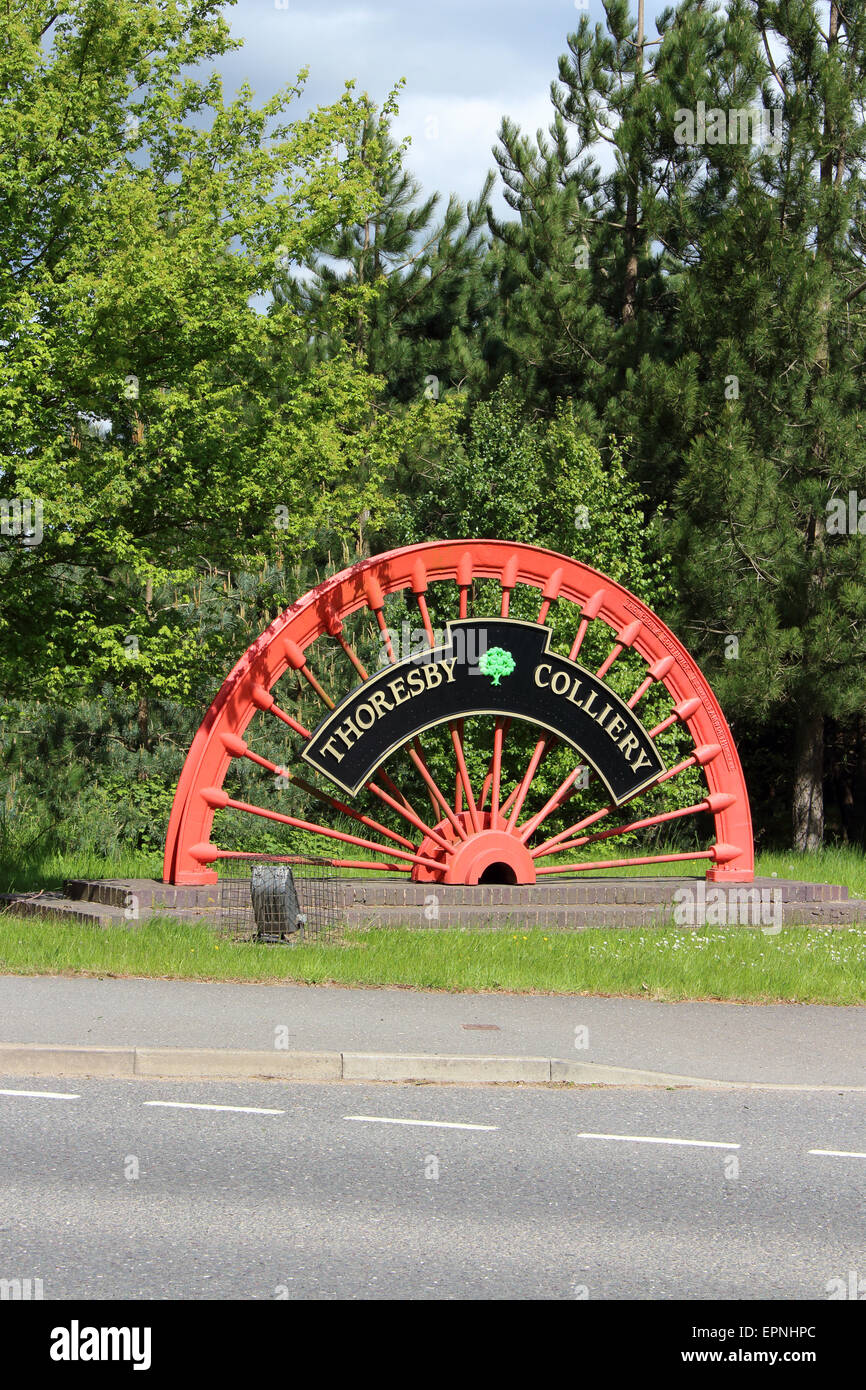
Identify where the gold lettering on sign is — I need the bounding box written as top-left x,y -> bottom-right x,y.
388,676 -> 410,706
531,661 -> 655,775
368,690 -> 394,720
317,660 -> 463,766
406,667 -> 426,696
321,735 -> 345,764
355,703 -> 376,731
618,732 -> 639,760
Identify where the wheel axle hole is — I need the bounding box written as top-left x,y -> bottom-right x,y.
478,862 -> 518,885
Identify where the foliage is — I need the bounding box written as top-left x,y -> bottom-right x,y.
4,0 -> 866,862
274,112 -> 494,403
0,0 -> 408,707
394,383 -> 672,608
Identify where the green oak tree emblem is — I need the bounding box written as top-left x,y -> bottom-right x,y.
479,646 -> 516,686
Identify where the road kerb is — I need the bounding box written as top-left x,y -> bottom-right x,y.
550,1059 -> 726,1087
0,1044 -> 135,1077
0,1043 -> 862,1089
134,1048 -> 342,1081
342,1052 -> 552,1084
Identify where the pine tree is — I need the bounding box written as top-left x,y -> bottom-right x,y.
483,112 -> 608,415
275,114 -> 494,402
485,0 -> 728,419
669,0 -> 866,850
483,0 -> 866,848
484,0 -> 757,491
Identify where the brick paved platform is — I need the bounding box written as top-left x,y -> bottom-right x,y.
1,875 -> 864,930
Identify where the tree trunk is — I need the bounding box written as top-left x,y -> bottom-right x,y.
792,707 -> 824,850
621,0 -> 644,323
792,6 -> 836,854
137,577 -> 153,755
137,694 -> 149,754
854,713 -> 866,846
814,1 -> 840,372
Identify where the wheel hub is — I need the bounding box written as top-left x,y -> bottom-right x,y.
413,812 -> 537,884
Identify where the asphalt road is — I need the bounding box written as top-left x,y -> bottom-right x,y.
1,976 -> 865,1085
2,1076 -> 865,1300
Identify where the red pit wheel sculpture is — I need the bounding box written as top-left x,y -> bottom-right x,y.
163,541 -> 753,886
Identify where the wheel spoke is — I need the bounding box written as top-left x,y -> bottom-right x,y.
407,737 -> 470,841
489,718 -> 505,829
283,639 -> 335,709
502,734 -> 549,826
200,850 -> 412,874
362,776 -> 457,855
531,796 -> 718,858
452,722 -> 481,831
202,787 -> 444,872
410,559 -> 477,835
218,733 -> 416,850
481,575 -> 563,814
594,619 -> 642,680
516,765 -> 586,844
251,682 -> 455,854
536,849 -> 716,876
483,504 -> 516,833
627,656 -> 675,709
530,744 -> 722,858
326,617 -> 370,683
456,549 -> 473,619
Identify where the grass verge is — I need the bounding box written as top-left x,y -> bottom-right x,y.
5,845 -> 866,894
1,915 -> 865,1003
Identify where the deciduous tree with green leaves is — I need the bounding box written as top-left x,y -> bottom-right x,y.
0,0 -> 406,715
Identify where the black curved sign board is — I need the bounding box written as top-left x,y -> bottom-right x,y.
301,619 -> 664,805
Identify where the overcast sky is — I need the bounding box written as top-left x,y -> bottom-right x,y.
218,0 -> 599,209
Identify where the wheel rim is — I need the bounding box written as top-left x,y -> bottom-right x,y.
163,540 -> 754,885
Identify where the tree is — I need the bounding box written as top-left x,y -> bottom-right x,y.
395,379 -> 672,600
275,112 -> 494,403
0,0 -> 405,713
668,0 -> 866,850
483,0 -> 762,497
484,112 -> 609,414
484,0 -> 728,417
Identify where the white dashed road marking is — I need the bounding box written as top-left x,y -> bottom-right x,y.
0,1088 -> 80,1101
578,1131 -> 740,1150
808,1148 -> 866,1160
144,1101 -> 284,1115
345,1115 -> 499,1131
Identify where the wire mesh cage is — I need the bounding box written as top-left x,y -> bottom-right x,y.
217,857 -> 348,944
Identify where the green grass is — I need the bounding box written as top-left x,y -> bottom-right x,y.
563,846 -> 866,897
1,914 -> 865,1004
2,843 -> 866,1004
0,846 -> 400,893
754,846 -> 866,900
5,843 -> 866,895
0,848 -> 164,894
